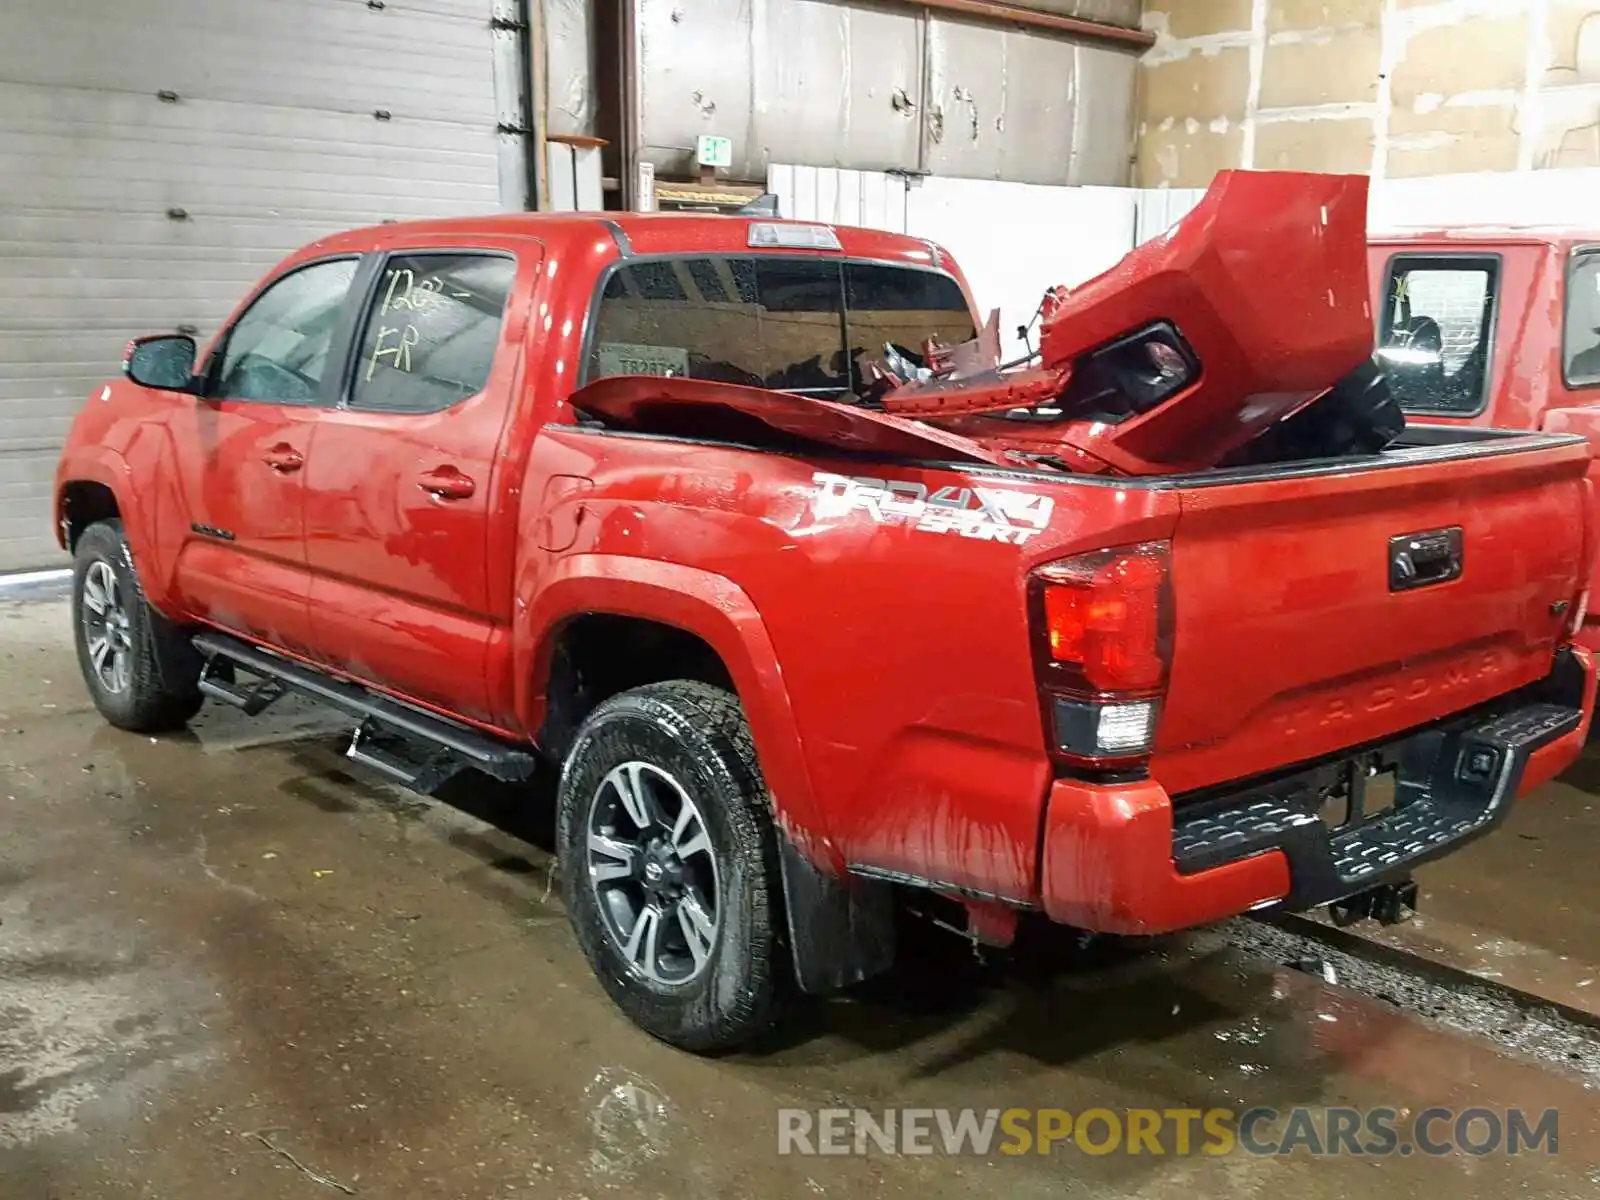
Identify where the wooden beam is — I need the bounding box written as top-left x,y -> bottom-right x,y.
895,0 -> 1156,49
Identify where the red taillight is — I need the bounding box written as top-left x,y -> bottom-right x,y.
1034,542 -> 1172,695
1030,541 -> 1174,767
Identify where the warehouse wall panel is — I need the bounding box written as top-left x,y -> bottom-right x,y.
0,0 -> 518,571
638,0 -> 1141,187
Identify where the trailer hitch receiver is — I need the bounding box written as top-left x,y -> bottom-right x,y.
1328,878 -> 1419,927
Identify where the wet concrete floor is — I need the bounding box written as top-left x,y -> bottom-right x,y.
2,596 -> 1598,1199
1331,765 -> 1600,1018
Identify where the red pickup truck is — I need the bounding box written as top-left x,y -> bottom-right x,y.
54,173 -> 1596,1051
1370,226 -> 1600,649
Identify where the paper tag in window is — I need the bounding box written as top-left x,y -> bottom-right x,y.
597,342 -> 689,378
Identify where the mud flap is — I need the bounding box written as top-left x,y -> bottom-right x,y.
778,834 -> 897,994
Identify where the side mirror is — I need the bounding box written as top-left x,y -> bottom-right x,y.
124,334 -> 198,391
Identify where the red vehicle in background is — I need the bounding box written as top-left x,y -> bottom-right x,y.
49,174 -> 1597,1052
1369,227 -> 1600,649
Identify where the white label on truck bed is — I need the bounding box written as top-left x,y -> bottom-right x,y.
809,471 -> 1053,544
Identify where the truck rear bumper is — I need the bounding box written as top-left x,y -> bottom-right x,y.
1040,647 -> 1594,935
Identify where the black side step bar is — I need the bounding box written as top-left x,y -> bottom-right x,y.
192,631 -> 538,789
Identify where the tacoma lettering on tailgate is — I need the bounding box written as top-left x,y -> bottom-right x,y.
1270,650 -> 1508,737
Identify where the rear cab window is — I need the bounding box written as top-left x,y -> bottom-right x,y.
584,255 -> 976,397
1564,249 -> 1600,388
1376,254 -> 1500,416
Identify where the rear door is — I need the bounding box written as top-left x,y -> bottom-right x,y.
168,255 -> 363,652
302,240 -> 539,721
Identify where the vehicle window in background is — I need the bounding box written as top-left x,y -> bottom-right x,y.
1375,256 -> 1498,415
843,262 -> 976,391
216,258 -> 359,404
587,257 -> 976,396
1564,252 -> 1600,387
350,253 -> 516,414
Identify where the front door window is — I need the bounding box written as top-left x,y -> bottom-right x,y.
215,258 -> 360,404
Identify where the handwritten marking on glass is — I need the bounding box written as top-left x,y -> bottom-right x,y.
366,324 -> 420,379
365,266 -> 472,378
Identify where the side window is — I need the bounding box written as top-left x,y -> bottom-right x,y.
216,258 -> 359,404
1376,256 -> 1498,415
1564,251 -> 1600,388
587,257 -> 848,393
350,253 -> 516,413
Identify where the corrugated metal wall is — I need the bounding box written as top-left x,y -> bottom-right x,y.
637,0 -> 1141,187
0,0 -> 524,571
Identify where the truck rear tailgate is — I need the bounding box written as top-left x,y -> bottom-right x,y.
1153,432 -> 1593,796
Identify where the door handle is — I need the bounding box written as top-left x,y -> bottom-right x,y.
1389,526 -> 1463,592
418,466 -> 475,500
262,444 -> 304,473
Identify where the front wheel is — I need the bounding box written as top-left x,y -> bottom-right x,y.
71,519 -> 204,733
557,681 -> 785,1052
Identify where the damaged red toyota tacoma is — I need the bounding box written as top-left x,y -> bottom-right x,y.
54,171 -> 1597,1051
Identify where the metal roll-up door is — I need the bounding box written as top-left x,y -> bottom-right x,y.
0,0 -> 529,571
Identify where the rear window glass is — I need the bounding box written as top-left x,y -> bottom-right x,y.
1376,256 -> 1498,415
1564,251 -> 1600,388
586,256 -> 975,395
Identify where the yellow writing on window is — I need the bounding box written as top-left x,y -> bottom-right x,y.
367,324 -> 420,379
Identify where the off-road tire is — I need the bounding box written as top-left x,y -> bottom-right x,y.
71,519 -> 204,733
557,681 -> 786,1052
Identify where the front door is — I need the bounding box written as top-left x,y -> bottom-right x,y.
168,257 -> 362,653
303,247 -> 532,720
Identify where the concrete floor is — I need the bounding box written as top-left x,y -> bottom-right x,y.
3,595 -> 1598,1199
1342,764 -> 1600,1019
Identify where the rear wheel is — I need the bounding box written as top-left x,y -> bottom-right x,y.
71,519 -> 204,733
557,681 -> 785,1052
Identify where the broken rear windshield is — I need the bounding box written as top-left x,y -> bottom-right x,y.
585,256 -> 976,396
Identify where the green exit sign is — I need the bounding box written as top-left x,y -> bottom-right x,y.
696,135 -> 733,169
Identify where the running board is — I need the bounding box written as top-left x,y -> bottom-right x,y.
198,657 -> 285,716
191,631 -> 538,788
345,720 -> 464,793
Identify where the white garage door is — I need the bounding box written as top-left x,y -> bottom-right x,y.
0,0 -> 528,571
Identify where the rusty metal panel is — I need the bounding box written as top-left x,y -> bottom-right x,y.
636,0 -> 1137,188
749,0 -> 923,175
635,0 -> 756,179
636,0 -> 923,181
924,15 -> 1136,185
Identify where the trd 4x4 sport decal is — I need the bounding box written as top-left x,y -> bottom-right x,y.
809,471 -> 1054,545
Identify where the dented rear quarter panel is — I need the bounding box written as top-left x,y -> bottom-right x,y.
519,424 -> 1591,908
521,425 -> 1180,901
